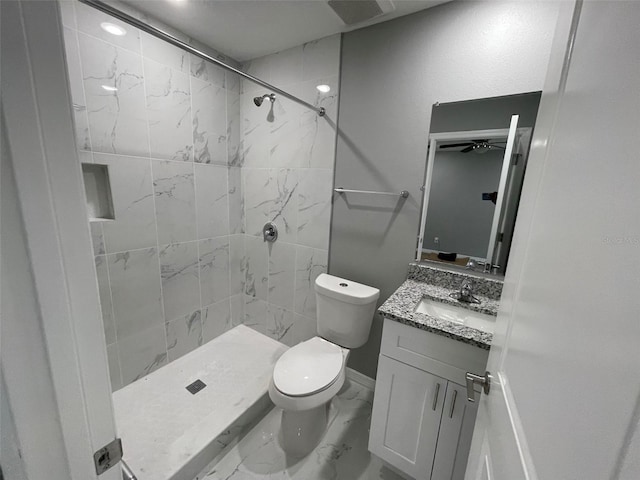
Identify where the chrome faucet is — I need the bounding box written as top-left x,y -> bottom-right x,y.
450,279 -> 480,304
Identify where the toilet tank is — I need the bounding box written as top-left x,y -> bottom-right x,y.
314,274 -> 380,348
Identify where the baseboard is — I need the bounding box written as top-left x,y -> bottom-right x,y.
346,367 -> 375,390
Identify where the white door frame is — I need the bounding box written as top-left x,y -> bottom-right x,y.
1,1 -> 119,479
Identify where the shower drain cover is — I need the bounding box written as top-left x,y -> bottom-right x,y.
186,379 -> 207,395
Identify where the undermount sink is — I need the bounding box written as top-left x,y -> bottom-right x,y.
414,297 -> 496,333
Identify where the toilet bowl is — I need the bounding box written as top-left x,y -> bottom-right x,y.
268,274 -> 379,456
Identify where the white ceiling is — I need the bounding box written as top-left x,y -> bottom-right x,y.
120,0 -> 448,62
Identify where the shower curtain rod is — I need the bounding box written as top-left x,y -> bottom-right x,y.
78,0 -> 326,116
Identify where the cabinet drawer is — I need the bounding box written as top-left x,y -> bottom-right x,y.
381,318 -> 489,387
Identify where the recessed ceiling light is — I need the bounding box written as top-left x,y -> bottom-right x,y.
100,22 -> 126,36
101,85 -> 118,92
316,84 -> 331,93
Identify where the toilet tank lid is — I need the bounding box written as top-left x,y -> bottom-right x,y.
314,274 -> 380,305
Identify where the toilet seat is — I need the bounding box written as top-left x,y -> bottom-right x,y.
273,337 -> 344,397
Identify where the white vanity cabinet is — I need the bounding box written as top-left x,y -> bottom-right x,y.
369,319 -> 489,480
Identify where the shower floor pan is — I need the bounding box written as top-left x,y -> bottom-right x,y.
113,325 -> 287,480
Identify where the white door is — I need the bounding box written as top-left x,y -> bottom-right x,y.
466,2 -> 640,479
1,2 -> 120,479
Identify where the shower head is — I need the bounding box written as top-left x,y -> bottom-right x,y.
254,93 -> 276,107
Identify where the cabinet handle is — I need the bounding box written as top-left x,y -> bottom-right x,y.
449,390 -> 458,418
432,383 -> 441,411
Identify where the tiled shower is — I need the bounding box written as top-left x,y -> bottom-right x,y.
61,1 -> 340,390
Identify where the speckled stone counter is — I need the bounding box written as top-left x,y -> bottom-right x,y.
379,264 -> 504,350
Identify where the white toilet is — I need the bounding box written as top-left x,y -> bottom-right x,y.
268,273 -> 379,456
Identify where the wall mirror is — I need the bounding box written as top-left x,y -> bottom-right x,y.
417,92 -> 542,276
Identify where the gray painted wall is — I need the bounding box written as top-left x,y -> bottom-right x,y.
329,1 -> 560,378
423,149 -> 503,257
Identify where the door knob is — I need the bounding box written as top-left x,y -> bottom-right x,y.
465,371 -> 491,402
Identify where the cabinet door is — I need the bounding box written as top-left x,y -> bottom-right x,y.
431,382 -> 479,480
369,355 -> 446,479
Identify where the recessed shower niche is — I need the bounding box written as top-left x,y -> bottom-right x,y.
81,163 -> 115,221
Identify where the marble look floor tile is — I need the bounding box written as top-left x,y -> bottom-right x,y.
166,310 -> 203,362
160,242 -> 201,322
294,246 -> 327,319
145,58 -> 193,162
192,78 -> 227,165
202,379 -> 404,480
199,237 -> 230,306
153,160 -> 197,245
108,248 -> 163,340
94,153 -> 157,253
244,169 -> 298,243
78,33 -> 149,157
202,298 -> 233,344
195,164 -> 230,239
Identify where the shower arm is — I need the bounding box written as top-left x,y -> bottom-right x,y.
77,0 -> 326,117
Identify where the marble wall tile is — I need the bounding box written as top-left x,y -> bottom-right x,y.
108,248 -> 163,340
265,304 -> 295,346
229,294 -> 244,327
190,54 -> 225,88
242,235 -> 268,300
240,57 -> 271,95
268,241 -> 296,311
194,164 -> 229,239
159,242 -> 200,322
268,95 -> 304,168
78,33 -> 149,157
294,246 -> 328,319
242,295 -> 267,334
270,45 -> 303,88
192,78 -> 227,165
302,34 -> 341,81
59,0 -> 77,29
95,255 -> 116,345
244,168 -> 298,242
106,343 -> 123,391
226,89 -> 241,166
226,72 -> 240,94
145,59 -> 193,162
118,324 -> 168,385
90,222 -> 105,256
239,93 -> 270,167
298,76 -> 339,169
153,160 -> 197,245
141,32 -> 189,73
201,298 -> 233,343
293,313 -> 317,343
75,2 -> 141,54
94,153 -> 157,253
62,27 -> 92,151
229,235 -> 245,296
199,237 -> 230,307
166,310 -> 203,362
297,168 -> 333,250
228,167 -> 244,234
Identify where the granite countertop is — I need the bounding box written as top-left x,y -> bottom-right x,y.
378,279 -> 498,350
